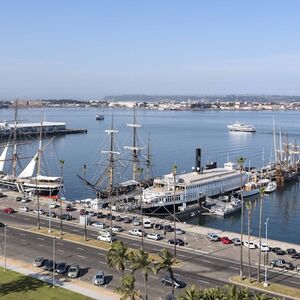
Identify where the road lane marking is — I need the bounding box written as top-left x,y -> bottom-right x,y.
150,275 -> 159,279
76,247 -> 84,251
98,253 -> 105,256
178,254 -> 186,258
58,249 -> 64,252
24,218 -> 30,220
77,255 -> 86,259
71,229 -> 79,232
290,281 -> 300,285
57,242 -> 64,246
229,266 -> 239,270
199,279 -> 210,284
99,261 -> 106,265
38,244 -> 45,247
37,237 -> 45,241
174,273 -> 181,277
19,233 -> 26,236
20,239 -> 27,242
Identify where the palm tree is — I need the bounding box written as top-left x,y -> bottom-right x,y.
130,249 -> 152,300
153,248 -> 177,298
106,240 -> 129,274
257,187 -> 265,282
245,200 -> 252,281
237,156 -> 246,280
115,273 -> 142,300
178,285 -> 201,300
224,285 -> 251,300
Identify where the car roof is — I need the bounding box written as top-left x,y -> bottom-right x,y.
96,270 -> 104,275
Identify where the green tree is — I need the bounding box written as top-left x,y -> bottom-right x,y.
130,250 -> 152,300
153,248 -> 177,298
115,273 -> 142,300
106,240 -> 129,274
224,285 -> 251,300
245,200 -> 252,281
237,156 -> 246,280
257,187 -> 265,282
178,285 -> 201,300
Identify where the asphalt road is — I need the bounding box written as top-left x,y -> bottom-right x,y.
1,210 -> 300,299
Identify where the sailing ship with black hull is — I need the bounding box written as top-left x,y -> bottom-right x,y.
0,104 -> 63,196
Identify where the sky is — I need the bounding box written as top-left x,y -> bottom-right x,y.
1,0 -> 300,99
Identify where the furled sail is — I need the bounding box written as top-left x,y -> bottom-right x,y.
18,153 -> 38,178
0,145 -> 8,172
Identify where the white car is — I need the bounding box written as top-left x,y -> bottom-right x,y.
257,242 -> 269,252
49,203 -> 57,209
244,241 -> 256,249
21,197 -> 30,203
19,206 -> 30,212
132,219 -> 141,226
111,225 -> 122,233
33,209 -> 45,215
128,229 -> 144,237
231,238 -> 241,246
147,233 -> 162,240
97,234 -> 115,242
175,228 -> 185,235
92,222 -> 106,229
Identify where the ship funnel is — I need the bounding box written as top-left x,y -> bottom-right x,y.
195,148 -> 201,173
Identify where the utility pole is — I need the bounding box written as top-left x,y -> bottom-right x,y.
52,237 -> 56,288
173,164 -> 177,258
83,164 -> 87,241
12,100 -> 18,178
264,218 -> 270,287
138,167 -> 144,250
36,156 -> 40,230
59,160 -> 64,236
4,224 -> 7,271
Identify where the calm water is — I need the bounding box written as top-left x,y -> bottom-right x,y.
0,108 -> 299,244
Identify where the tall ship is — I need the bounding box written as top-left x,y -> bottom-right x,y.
142,148 -> 248,214
227,122 -> 256,132
0,103 -> 63,196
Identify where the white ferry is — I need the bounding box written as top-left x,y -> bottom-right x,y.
227,122 -> 256,132
142,153 -> 247,214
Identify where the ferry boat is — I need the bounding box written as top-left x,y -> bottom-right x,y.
227,122 -> 256,132
210,197 -> 241,217
142,149 -> 248,214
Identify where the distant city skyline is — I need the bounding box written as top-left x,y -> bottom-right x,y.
1,1 -> 300,99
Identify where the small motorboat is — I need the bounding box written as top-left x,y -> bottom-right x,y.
265,181 -> 277,193
96,114 -> 104,121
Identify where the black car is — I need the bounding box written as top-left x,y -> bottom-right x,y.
161,276 -> 185,289
46,212 -> 57,218
106,214 -> 115,220
292,252 -> 300,259
153,223 -> 163,230
123,217 -> 132,224
56,262 -> 67,274
96,212 -> 104,218
115,215 -> 123,222
271,247 -> 281,253
44,260 -> 56,271
16,196 -> 22,202
59,213 -> 72,221
287,248 -> 296,255
0,222 -> 5,227
163,225 -> 174,232
168,238 -> 185,246
276,249 -> 286,256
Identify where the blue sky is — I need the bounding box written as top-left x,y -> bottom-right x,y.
1,0 -> 300,99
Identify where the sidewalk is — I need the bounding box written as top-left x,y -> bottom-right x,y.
0,256 -> 118,300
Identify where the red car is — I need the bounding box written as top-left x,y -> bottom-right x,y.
3,207 -> 15,214
221,237 -> 232,244
79,209 -> 85,215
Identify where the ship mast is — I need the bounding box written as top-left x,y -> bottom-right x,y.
12,100 -> 18,178
124,108 -> 143,181
37,112 -> 43,176
145,137 -> 152,181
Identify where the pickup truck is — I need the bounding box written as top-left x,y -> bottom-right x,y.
269,259 -> 294,270
128,229 -> 144,237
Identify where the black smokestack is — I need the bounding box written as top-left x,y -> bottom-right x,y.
195,148 -> 201,173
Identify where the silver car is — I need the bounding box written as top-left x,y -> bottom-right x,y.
33,256 -> 44,267
93,270 -> 105,285
67,264 -> 80,278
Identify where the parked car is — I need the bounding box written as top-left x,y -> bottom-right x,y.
106,214 -> 115,220
3,207 -> 15,214
270,259 -> 294,270
292,252 -> 300,259
59,213 -> 72,221
296,265 -> 300,273
207,233 -> 220,242
87,211 -> 96,216
161,276 -> 185,288
257,243 -> 270,252
128,229 -> 144,237
132,218 -> 141,226
143,218 -> 152,228
19,206 -> 30,212
93,270 -> 105,285
68,264 -> 80,278
115,215 -> 123,222
111,225 -> 123,233
21,197 -> 30,203
46,212 -> 57,218
33,209 -> 45,215
276,249 -> 286,255
271,247 -> 281,253
91,222 -> 106,229
0,222 -> 4,227
33,256 -> 44,267
287,248 -> 296,256
96,212 -> 104,218
243,241 -> 256,249
16,196 -> 22,202
56,262 -> 67,274
163,225 -> 173,232
49,203 -> 57,209
153,223 -> 163,230
80,209 -> 85,216
123,217 -> 132,224
66,204 -> 73,211
175,228 -> 185,235
147,233 -> 162,240
231,238 -> 241,246
221,237 -> 232,244
44,260 -> 56,271
168,238 -> 185,246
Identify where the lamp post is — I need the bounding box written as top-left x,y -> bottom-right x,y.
52,237 -> 56,288
48,207 -> 51,233
59,160 -> 64,236
83,164 -> 87,241
4,223 -> 7,271
137,167 -> 144,250
264,218 -> 269,287
36,156 -> 40,230
173,164 -> 177,258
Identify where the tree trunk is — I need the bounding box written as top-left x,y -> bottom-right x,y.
240,170 -> 244,280
257,195 -> 263,282
144,272 -> 148,300
169,268 -> 175,298
248,210 -> 252,282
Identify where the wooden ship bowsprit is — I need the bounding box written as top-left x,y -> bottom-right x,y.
78,110 -> 153,210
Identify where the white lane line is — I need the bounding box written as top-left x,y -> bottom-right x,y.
76,247 -> 84,251
19,233 -> 26,236
199,279 -> 210,284
229,266 -> 239,270
20,239 -> 27,242
174,273 -> 181,277
57,242 -> 64,246
24,218 -> 30,220
58,249 -> 64,252
204,260 -> 214,264
131,243 -> 139,247
37,237 -> 45,241
99,261 -> 106,265
178,254 -> 186,258
71,229 -> 79,232
38,244 -> 45,247
150,275 -> 159,279
77,255 -> 86,259
98,253 -> 105,256
290,280 -> 300,285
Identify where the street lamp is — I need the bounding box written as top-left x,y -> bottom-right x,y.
173,164 -> 177,258
59,160 -> 64,236
264,217 -> 270,287
52,237 -> 56,288
4,223 -> 7,271
48,207 -> 52,233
